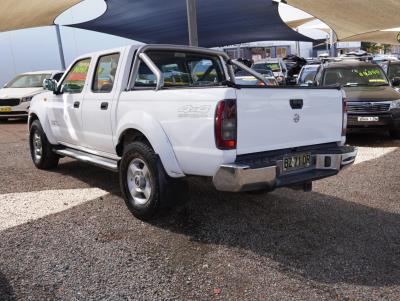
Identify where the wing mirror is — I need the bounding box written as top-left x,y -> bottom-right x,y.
392,77 -> 400,87
43,78 -> 58,93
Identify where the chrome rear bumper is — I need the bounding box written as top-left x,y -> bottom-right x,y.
213,146 -> 357,192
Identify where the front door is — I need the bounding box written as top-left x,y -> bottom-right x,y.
48,58 -> 92,146
81,52 -> 121,154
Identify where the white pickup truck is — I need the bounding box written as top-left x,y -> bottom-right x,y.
28,45 -> 357,220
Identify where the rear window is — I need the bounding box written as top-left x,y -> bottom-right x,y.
254,62 -> 281,72
134,51 -> 225,88
298,67 -> 318,84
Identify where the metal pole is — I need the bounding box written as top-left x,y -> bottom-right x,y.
330,29 -> 337,57
186,0 -> 199,46
55,24 -> 66,70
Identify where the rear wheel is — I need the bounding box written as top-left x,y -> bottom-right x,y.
389,129 -> 400,139
29,120 -> 59,169
119,141 -> 187,220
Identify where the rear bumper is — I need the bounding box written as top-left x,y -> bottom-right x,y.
213,145 -> 357,192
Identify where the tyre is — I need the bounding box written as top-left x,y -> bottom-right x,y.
389,129 -> 400,139
29,120 -> 59,169
119,141 -> 188,220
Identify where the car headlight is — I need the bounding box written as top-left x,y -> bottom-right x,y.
20,96 -> 34,103
390,99 -> 400,109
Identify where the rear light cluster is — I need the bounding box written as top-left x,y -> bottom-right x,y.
342,97 -> 348,136
215,99 -> 237,150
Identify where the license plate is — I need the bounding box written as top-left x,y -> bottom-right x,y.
283,153 -> 311,172
0,107 -> 12,113
358,116 -> 379,122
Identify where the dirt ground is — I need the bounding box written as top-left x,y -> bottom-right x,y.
0,120 -> 399,301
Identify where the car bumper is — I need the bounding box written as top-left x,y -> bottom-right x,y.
0,102 -> 30,119
213,145 -> 357,192
347,110 -> 400,130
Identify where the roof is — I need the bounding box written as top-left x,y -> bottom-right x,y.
70,0 -> 313,47
0,0 -> 81,32
21,70 -> 64,75
285,0 -> 400,45
323,60 -> 378,69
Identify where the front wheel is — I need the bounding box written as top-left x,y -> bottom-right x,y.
29,120 -> 59,169
119,141 -> 188,220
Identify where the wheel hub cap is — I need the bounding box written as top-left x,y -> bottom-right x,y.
127,158 -> 152,205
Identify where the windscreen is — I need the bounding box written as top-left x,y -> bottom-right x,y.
323,66 -> 389,87
6,74 -> 51,88
254,62 -> 281,72
135,51 -> 225,87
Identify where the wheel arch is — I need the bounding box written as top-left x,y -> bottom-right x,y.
116,126 -> 185,178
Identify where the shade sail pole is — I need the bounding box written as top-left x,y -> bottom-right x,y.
186,0 -> 199,46
55,24 -> 66,70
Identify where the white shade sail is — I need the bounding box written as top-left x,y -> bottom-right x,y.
285,0 -> 400,44
0,0 -> 81,32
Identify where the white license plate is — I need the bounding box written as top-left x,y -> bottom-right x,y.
358,116 -> 379,122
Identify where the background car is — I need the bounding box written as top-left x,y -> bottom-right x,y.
297,64 -> 320,86
252,58 -> 288,85
314,59 -> 400,138
235,69 -> 278,86
380,60 -> 400,92
0,70 -> 63,121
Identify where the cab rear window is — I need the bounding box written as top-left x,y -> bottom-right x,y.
134,51 -> 225,88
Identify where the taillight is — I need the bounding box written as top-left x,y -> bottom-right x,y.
342,97 -> 348,136
215,99 -> 237,150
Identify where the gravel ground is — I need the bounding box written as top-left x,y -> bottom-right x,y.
0,120 -> 399,301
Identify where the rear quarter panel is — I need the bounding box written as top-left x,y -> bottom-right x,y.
116,87 -> 237,177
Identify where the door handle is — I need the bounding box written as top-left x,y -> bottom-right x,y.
73,101 -> 80,108
100,102 -> 109,110
290,99 -> 303,110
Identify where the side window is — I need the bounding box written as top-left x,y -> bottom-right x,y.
92,53 -> 120,93
61,58 -> 91,94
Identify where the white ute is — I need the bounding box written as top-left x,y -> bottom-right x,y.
0,71 -> 63,121
28,45 -> 357,220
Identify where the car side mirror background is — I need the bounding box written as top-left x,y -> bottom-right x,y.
43,78 -> 58,93
392,77 -> 400,87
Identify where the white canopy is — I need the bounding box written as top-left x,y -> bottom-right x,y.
285,0 -> 400,44
0,0 -> 81,32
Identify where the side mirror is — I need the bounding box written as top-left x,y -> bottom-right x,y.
392,77 -> 400,87
43,78 -> 57,92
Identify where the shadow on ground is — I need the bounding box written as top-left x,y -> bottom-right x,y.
0,271 -> 15,301
8,133 -> 396,288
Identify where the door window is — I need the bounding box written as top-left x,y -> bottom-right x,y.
61,58 -> 91,94
92,53 -> 120,93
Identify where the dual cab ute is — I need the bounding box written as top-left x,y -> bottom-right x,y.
29,45 -> 357,220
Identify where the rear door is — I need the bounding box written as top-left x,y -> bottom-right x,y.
235,87 -> 343,155
81,52 -> 122,154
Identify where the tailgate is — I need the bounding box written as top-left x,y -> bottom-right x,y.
235,88 -> 343,155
